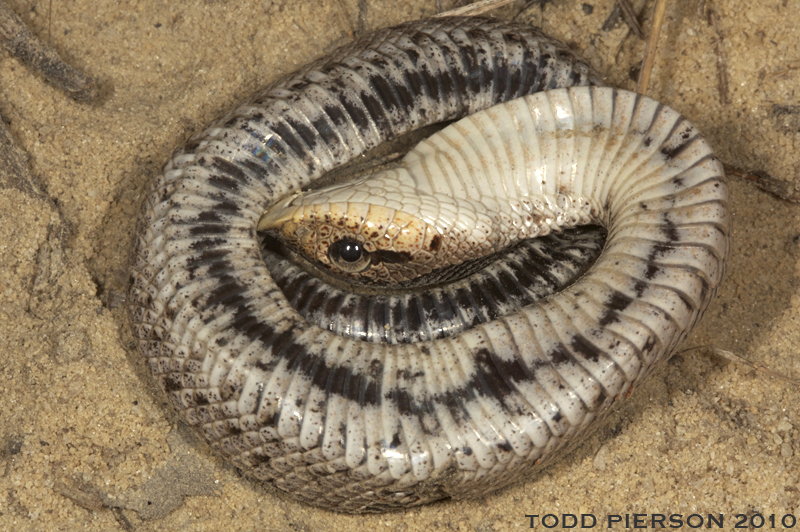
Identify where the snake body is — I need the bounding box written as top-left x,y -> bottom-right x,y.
263,228 -> 606,344
128,17 -> 729,513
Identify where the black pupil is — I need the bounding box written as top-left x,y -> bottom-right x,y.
338,240 -> 363,262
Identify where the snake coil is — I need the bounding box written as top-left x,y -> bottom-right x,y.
128,17 -> 729,513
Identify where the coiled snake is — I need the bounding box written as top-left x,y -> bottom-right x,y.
128,17 -> 729,513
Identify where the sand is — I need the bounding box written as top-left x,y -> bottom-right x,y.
1,0 -> 799,530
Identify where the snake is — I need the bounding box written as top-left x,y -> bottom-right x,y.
127,16 -> 730,513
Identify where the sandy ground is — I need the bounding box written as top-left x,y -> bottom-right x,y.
1,0 -> 799,530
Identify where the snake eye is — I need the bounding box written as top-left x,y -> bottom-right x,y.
329,239 -> 371,273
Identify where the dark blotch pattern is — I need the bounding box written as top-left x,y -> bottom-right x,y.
263,228 -> 605,344
128,16 -> 728,514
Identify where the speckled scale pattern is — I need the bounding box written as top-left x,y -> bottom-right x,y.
128,17 -> 729,513
263,228 -> 606,344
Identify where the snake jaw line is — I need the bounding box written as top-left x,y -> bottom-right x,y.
263,197 -> 453,284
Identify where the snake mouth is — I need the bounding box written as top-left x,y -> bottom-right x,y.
258,226 -> 607,344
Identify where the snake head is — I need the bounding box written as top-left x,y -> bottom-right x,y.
258,199 -> 448,285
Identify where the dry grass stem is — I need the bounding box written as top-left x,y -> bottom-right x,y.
0,1 -> 97,102
333,0 -> 354,39
709,9 -> 730,104
617,0 -> 645,39
602,5 -> 623,32
764,62 -> 800,81
696,0 -> 706,18
435,0 -> 517,18
636,0 -> 668,95
724,164 -> 800,203
681,346 -> 800,387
